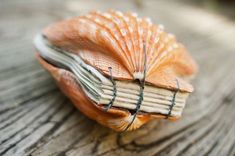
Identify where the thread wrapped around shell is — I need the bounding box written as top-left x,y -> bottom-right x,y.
34,10 -> 198,132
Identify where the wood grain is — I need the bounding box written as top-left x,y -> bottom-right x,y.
0,0 -> 235,155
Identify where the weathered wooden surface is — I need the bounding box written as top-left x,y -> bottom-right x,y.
0,0 -> 235,155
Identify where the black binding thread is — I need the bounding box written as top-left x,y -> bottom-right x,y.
166,79 -> 180,119
123,43 -> 147,132
105,67 -> 117,111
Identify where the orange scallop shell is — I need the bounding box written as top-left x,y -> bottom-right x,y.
36,10 -> 198,131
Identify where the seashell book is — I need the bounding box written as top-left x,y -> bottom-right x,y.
34,10 -> 198,132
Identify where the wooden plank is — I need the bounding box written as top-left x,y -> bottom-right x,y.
0,0 -> 235,155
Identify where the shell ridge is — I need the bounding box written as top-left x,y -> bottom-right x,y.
125,13 -> 139,73
114,11 -> 137,70
92,11 -> 135,73
123,12 -> 138,73
128,13 -> 141,73
147,26 -> 167,74
90,12 -> 132,63
138,18 -> 150,75
143,18 -> 153,74
109,10 -> 137,74
82,15 -> 134,73
147,25 -> 158,75
146,25 -> 160,74
149,34 -> 178,74
137,18 -> 144,75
